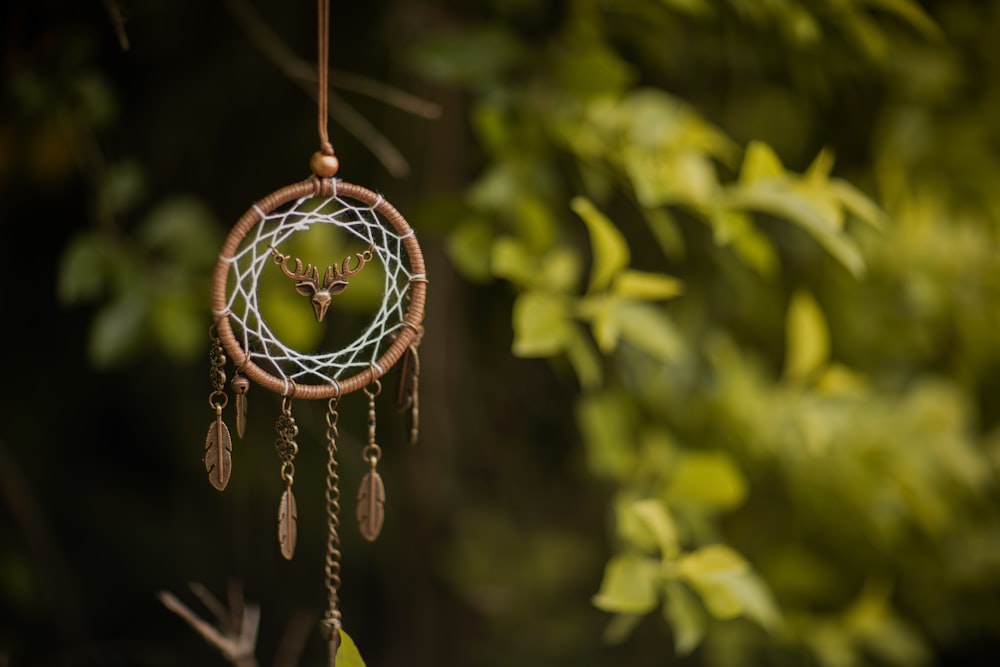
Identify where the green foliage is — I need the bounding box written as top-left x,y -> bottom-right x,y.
411,0 -> 1000,665
8,0 -> 1000,666
337,629 -> 368,667
57,185 -> 221,367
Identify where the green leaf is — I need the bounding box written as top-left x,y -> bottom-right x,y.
572,197 -> 630,292
615,494 -> 662,553
631,499 -> 680,559
721,570 -> 782,631
619,90 -> 736,162
867,0 -> 943,40
98,160 -> 145,219
471,102 -> 510,156
830,179 -> 888,230
577,392 -> 636,480
551,38 -> 636,98
603,613 -> 645,645
539,247 -> 583,294
613,270 -> 683,301
89,291 -> 148,368
678,545 -> 781,630
468,161 -> 522,211
409,26 -> 524,86
58,233 -> 110,304
708,208 -> 779,278
447,218 -> 494,283
657,0 -> 714,17
844,579 -> 929,665
593,553 -> 662,614
491,237 -> 537,287
665,451 -> 748,511
565,328 -> 603,390
625,148 -> 718,207
739,141 -> 785,185
642,207 -> 686,261
663,581 -> 708,655
512,197 -> 558,252
804,147 -> 836,184
582,294 -> 620,353
512,290 -> 573,357
138,196 -> 219,266
680,545 -> 749,578
728,183 -> 866,277
784,289 -> 830,381
72,72 -> 117,128
150,291 -> 203,361
679,545 -> 750,620
336,628 -> 368,667
615,301 -> 685,361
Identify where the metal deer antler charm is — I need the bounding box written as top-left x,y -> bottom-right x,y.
270,245 -> 376,321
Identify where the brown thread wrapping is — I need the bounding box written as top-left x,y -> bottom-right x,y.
211,179 -> 427,399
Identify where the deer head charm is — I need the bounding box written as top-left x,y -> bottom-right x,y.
269,244 -> 376,321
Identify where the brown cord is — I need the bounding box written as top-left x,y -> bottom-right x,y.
317,0 -> 334,156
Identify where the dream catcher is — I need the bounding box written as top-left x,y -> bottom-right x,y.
202,0 -> 426,661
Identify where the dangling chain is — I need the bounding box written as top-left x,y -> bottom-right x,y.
320,395 -> 343,658
209,327 -> 227,402
275,399 -> 299,481
364,379 -> 383,471
204,325 -> 233,491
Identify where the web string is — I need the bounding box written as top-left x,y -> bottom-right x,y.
223,191 -> 416,386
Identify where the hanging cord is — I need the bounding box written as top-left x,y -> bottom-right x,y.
312,0 -> 340,177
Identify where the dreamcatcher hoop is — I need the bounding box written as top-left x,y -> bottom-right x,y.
211,176 -> 427,400
196,0 -> 431,660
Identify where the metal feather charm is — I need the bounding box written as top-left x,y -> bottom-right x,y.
278,487 -> 298,560
395,343 -> 421,446
356,468 -> 385,542
231,374 -> 249,438
204,407 -> 232,491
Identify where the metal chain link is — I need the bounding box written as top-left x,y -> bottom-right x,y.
322,395 -> 343,638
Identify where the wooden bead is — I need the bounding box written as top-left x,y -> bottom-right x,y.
311,151 -> 340,177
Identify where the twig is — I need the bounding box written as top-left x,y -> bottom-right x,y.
227,578 -> 247,637
324,88 -> 410,178
222,0 -> 440,118
101,0 -> 130,51
329,70 -> 442,120
189,581 -> 236,635
159,587 -> 260,667
223,0 -> 441,177
0,439 -> 83,634
272,611 -> 315,667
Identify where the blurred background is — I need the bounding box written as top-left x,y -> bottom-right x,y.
2,0 -> 1000,666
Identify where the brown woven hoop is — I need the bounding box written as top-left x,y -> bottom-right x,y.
211,177 -> 426,399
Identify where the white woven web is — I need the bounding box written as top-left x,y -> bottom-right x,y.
222,192 -> 416,387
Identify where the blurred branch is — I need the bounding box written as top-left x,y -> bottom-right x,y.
328,70 -> 442,120
158,582 -> 260,667
272,610 -> 314,667
160,581 -> 317,667
0,438 -> 83,637
101,0 -> 130,51
223,0 -> 441,178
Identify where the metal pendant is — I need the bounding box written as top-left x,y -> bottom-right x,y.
204,406 -> 232,491
278,486 -> 298,560
356,466 -> 385,542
